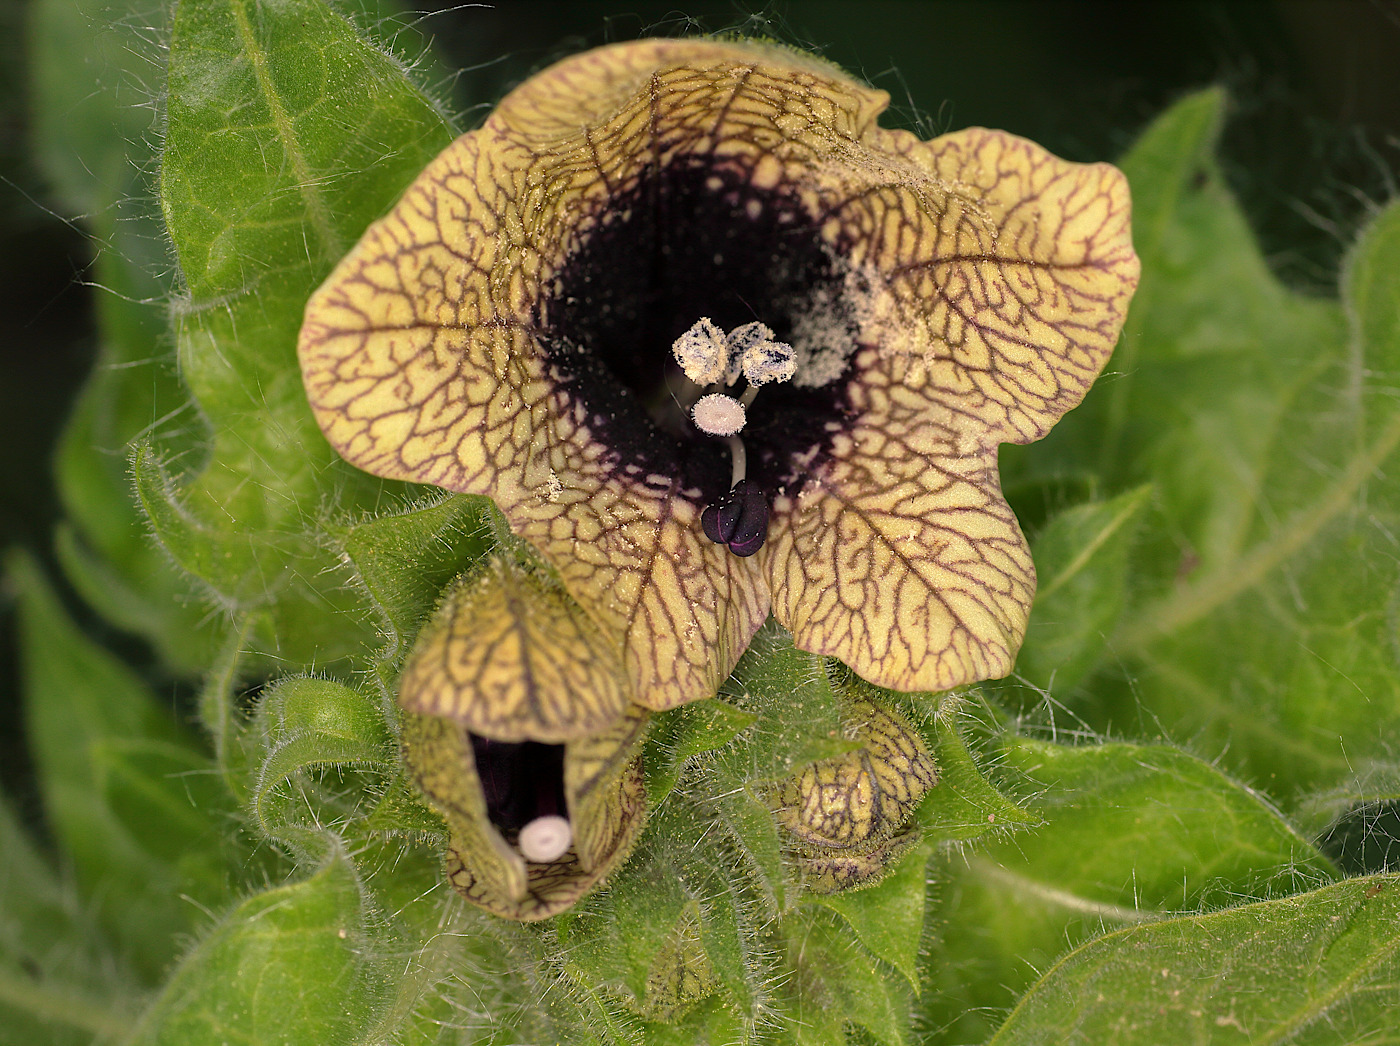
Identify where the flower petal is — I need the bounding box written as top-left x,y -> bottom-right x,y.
767,357 -> 1036,691
298,111 -> 770,712
759,125 -> 1134,691
300,36 -> 1137,708
299,37 -> 881,713
565,702 -> 651,872
397,558 -> 628,743
875,125 -> 1140,443
400,712 -> 531,908
443,751 -> 647,921
401,706 -> 649,921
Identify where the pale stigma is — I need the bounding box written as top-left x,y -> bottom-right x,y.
692,393 -> 747,436
518,814 -> 573,863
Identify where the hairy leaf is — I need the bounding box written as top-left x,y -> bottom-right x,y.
154,0 -> 457,664
335,492 -> 495,659
0,796 -> 138,1045
1008,485 -> 1151,694
989,875 -> 1400,1045
919,734 -> 1338,1044
248,676 -> 395,855
128,851 -> 395,1045
10,550 -> 233,981
30,0 -> 215,669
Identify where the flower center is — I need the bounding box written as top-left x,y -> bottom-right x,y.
538,159 -> 863,521
672,317 -> 796,556
471,735 -> 572,864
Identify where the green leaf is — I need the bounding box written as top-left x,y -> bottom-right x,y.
559,864 -> 696,1012
1347,198 -> 1400,378
128,850 -> 395,1046
28,0 -> 162,215
150,0 -> 458,663
725,621 -> 858,774
643,698 -> 757,804
1102,191 -> 1400,803
913,711 -> 1035,841
988,875 -> 1400,1045
336,492 -> 496,660
639,995 -> 747,1046
0,795 -> 138,1045
196,614 -> 258,797
1006,89 -> 1400,806
919,734 -> 1337,1044
30,0 -> 216,670
559,799 -> 769,1030
10,549 -> 234,981
248,676 -> 395,853
777,906 -> 911,1046
1009,485 -> 1151,694
808,836 -> 932,988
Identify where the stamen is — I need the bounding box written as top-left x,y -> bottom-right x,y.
740,338 -> 796,386
678,317 -> 793,558
701,479 -> 769,557
725,321 -> 796,387
724,434 -> 747,488
724,321 -> 773,384
672,317 -> 728,386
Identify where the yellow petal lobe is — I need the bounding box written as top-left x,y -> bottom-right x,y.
400,705 -> 648,922
398,558 -> 627,744
768,404 -> 1035,692
301,36 -> 1138,710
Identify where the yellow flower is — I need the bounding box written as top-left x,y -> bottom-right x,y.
299,38 -> 1139,714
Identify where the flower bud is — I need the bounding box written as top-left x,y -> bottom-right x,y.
769,697 -> 936,892
399,559 -> 649,920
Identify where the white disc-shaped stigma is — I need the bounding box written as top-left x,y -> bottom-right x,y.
691,393 -> 747,436
518,815 -> 573,863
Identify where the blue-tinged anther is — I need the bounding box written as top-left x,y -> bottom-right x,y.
701,479 -> 769,557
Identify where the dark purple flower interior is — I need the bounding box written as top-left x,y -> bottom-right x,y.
470,735 -> 568,836
538,157 -> 861,505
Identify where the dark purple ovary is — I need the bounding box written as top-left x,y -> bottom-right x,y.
701,479 -> 769,556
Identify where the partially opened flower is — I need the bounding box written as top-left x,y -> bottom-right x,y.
398,558 -> 649,920
299,39 -> 1139,713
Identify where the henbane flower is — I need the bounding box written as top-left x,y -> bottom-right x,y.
299,38 -> 1139,712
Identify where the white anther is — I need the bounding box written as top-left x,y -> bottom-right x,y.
692,393 -> 747,436
723,321 -> 775,383
672,317 -> 728,386
518,815 -> 573,863
741,338 -> 796,386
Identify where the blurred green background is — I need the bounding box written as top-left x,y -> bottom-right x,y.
2,0 -> 1398,830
